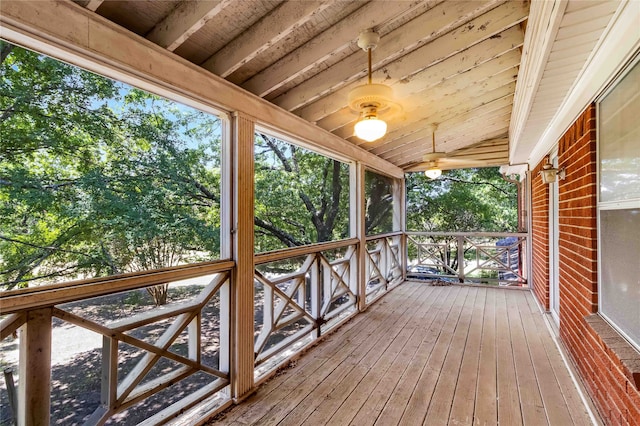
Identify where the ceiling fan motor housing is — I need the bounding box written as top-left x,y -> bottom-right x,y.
348,83 -> 394,113
357,29 -> 380,51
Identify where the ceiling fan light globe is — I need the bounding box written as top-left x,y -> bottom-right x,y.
355,116 -> 387,142
425,167 -> 442,179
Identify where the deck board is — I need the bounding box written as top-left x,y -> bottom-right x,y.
211,283 -> 596,426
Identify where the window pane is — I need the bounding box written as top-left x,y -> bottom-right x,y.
0,43 -> 223,290
365,170 -> 395,235
254,133 -> 350,252
600,208 -> 640,349
599,60 -> 640,203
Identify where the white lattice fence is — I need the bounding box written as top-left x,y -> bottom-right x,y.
365,233 -> 404,302
253,240 -> 358,375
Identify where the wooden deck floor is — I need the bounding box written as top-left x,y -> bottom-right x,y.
212,282 -> 595,425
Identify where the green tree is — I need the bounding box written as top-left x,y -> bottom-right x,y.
406,167 -> 517,232
253,134 -> 350,252
364,170 -> 394,235
1,42 -> 222,301
406,168 -> 518,274
0,42 -> 399,297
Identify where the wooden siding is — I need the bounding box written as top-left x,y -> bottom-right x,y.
211,282 -> 595,425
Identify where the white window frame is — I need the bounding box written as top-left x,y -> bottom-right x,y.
596,53 -> 640,352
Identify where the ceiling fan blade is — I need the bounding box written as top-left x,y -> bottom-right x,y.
439,158 -> 488,165
403,157 -> 499,173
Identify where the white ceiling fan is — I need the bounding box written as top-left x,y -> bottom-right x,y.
405,124 -> 488,178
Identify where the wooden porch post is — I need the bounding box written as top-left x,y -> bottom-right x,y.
393,175 -> 407,281
231,112 -> 255,401
352,163 -> 367,311
18,308 -> 52,426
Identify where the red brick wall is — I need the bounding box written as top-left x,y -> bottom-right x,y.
531,160 -> 549,309
531,104 -> 640,425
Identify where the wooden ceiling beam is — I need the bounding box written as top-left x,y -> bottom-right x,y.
85,0 -> 103,12
240,0 -> 434,98
396,126 -> 510,168
316,51 -> 520,134
296,25 -> 524,123
334,68 -> 517,143
357,83 -> 516,155
146,0 -> 233,51
201,0 -> 335,78
381,110 -> 512,163
371,101 -> 514,157
404,153 -> 510,172
272,0 -> 513,112
387,118 -> 511,164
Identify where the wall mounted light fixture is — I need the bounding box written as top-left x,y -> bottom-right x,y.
539,159 -> 565,184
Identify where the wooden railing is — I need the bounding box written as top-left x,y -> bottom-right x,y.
365,232 -> 404,303
253,238 -> 359,379
0,231 -> 527,424
406,232 -> 528,286
0,260 -> 234,425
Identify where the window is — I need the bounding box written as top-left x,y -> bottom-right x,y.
598,57 -> 640,350
0,42 -> 225,290
253,132 -> 350,252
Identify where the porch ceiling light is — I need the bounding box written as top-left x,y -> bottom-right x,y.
424,125 -> 442,179
425,165 -> 442,180
539,160 -> 565,184
349,30 -> 397,142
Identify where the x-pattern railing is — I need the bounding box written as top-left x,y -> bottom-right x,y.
406,232 -> 528,286
409,236 -> 458,276
0,262 -> 233,426
73,273 -> 230,424
464,236 -> 526,281
365,233 -> 404,301
0,231 -> 527,424
253,239 -> 358,369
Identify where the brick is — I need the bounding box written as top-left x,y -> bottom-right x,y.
531,104 -> 640,422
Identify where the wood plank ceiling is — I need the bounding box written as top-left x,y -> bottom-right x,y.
75,0 -> 530,172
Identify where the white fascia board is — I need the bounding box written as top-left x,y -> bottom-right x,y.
509,0 -> 567,162
527,0 -> 640,168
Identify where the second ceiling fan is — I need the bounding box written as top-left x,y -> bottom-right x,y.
406,124 -> 487,178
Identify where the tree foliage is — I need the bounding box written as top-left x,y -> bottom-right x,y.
1,43 -> 393,293
364,170 -> 394,235
0,42 -> 403,294
253,134 -> 350,252
406,168 -> 518,232
1,42 -> 222,293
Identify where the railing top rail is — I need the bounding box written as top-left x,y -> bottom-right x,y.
0,260 -> 234,314
365,231 -> 403,241
405,231 -> 528,238
255,238 -> 358,265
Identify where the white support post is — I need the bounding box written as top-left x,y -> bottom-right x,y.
18,308 -> 52,426
352,163 -> 367,311
188,315 -> 200,362
321,258 -> 332,321
526,171 -> 533,287
231,112 -> 255,402
99,335 -> 117,417
310,255 -> 321,337
379,239 -> 388,288
457,235 -> 466,283
218,280 -> 230,381
395,176 -> 407,281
